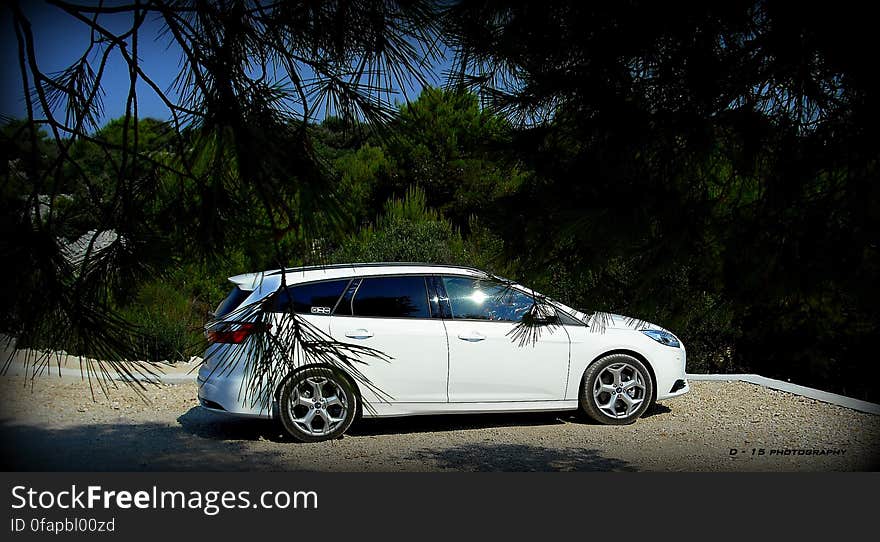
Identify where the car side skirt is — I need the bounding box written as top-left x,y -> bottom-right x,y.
360,400 -> 579,418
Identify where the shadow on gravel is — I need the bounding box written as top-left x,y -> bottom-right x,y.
349,403 -> 673,435
643,403 -> 672,418
176,402 -> 676,443
350,411 -> 570,437
176,407 -> 289,442
0,417 -> 288,471
174,407 -> 574,442
406,443 -> 636,472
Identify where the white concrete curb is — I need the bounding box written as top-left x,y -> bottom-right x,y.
687,373 -> 880,415
1,343 -> 202,385
2,365 -> 198,384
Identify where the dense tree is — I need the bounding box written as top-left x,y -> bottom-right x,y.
442,0 -> 879,397
323,88 -> 528,233
2,0 -> 444,390
381,88 -> 526,228
2,1 -> 877,400
331,185 -> 469,264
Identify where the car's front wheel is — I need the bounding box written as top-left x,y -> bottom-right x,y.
278,367 -> 358,442
579,353 -> 653,425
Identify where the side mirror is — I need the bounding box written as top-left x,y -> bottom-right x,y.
527,303 -> 558,325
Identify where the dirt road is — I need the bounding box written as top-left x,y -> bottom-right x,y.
1,376 -> 877,471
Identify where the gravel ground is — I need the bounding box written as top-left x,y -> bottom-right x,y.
0,376 -> 877,471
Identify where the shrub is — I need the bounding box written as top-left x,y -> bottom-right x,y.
119,280 -> 204,362
331,186 -> 471,265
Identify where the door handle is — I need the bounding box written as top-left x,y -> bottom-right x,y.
458,331 -> 486,342
345,328 -> 374,339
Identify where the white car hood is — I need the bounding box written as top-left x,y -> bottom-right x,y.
564,310 -> 660,332
594,312 -> 652,330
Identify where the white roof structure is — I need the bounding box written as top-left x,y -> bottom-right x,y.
62,229 -> 118,267
228,263 -> 485,290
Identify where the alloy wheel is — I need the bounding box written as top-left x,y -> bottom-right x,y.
592,362 -> 647,419
287,376 -> 350,437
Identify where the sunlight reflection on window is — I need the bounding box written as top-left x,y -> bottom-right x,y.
470,290 -> 487,304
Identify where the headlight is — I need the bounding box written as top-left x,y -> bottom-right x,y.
641,329 -> 680,348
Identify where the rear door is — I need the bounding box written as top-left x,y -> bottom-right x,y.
272,278 -> 352,335
441,275 -> 570,402
329,275 -> 449,403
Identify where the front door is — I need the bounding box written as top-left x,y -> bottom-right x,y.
441,275 -> 570,402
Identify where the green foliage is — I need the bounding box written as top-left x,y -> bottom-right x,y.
67,117 -> 172,193
114,252 -> 249,362
0,121 -> 58,208
6,53 -> 876,399
321,88 -> 530,264
332,144 -> 394,228
437,2 -> 879,399
378,88 -> 527,228
331,186 -> 470,264
119,280 -> 202,363
5,0 -> 877,403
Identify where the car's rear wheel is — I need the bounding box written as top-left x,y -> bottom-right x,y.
579,353 -> 653,425
278,367 -> 358,442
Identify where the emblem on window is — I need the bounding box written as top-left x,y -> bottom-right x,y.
310,306 -> 331,315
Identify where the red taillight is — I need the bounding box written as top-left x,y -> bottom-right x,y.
207,322 -> 270,344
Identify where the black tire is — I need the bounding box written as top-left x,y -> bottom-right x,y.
579,353 -> 654,425
278,367 -> 358,442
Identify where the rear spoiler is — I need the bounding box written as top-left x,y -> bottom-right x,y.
227,272 -> 271,291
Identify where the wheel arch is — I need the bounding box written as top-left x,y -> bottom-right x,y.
582,349 -> 658,403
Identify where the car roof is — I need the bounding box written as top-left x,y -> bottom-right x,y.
228,262 -> 486,290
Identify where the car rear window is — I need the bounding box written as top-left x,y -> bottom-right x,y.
214,286 -> 251,319
273,279 -> 350,315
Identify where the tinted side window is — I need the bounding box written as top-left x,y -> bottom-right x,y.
443,276 -> 534,322
557,309 -> 585,326
332,279 -> 361,316
351,276 -> 430,318
273,279 -> 350,314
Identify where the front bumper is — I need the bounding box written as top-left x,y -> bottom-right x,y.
659,378 -> 690,401
652,341 -> 689,401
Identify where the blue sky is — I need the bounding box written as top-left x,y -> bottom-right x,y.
1,3 -> 450,129
1,3 -> 183,124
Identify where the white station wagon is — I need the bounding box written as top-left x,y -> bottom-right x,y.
198,263 -> 689,442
